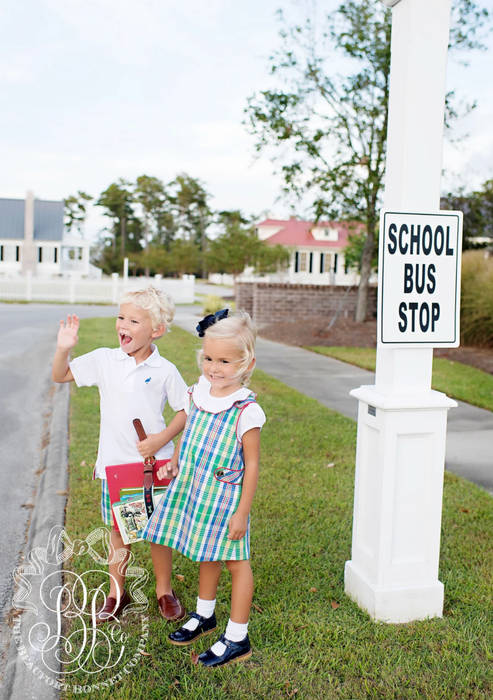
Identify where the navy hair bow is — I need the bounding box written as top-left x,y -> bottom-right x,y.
196,309 -> 229,337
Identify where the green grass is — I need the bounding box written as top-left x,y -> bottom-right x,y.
306,346 -> 493,413
62,319 -> 493,699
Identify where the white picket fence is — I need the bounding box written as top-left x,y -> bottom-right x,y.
0,273 -> 195,305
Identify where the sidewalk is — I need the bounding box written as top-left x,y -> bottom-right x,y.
174,306 -> 493,494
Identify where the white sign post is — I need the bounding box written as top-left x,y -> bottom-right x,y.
344,0 -> 460,623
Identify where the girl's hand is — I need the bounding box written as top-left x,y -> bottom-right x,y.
57,315 -> 79,350
157,461 -> 179,480
136,434 -> 163,460
227,512 -> 248,541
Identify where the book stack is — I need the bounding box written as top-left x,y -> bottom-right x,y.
112,487 -> 168,545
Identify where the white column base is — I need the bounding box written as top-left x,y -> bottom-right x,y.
345,560 -> 444,624
344,384 -> 456,624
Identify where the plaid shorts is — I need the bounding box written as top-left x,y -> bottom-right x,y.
100,479 -> 114,527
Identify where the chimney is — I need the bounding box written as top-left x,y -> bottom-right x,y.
21,191 -> 37,273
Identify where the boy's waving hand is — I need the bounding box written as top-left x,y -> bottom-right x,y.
52,314 -> 79,382
57,314 -> 80,350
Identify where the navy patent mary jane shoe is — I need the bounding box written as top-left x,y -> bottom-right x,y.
198,633 -> 252,668
168,612 -> 217,646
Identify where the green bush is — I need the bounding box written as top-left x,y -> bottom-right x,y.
461,250 -> 493,347
202,294 -> 227,315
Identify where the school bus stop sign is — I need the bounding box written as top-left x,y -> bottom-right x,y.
378,210 -> 463,347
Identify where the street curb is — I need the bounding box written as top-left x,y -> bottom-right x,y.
1,381 -> 69,700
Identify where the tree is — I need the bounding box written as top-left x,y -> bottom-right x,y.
344,228 -> 379,274
96,179 -> 136,266
442,179 -> 493,248
245,0 -> 490,321
168,239 -> 202,277
167,173 -> 212,278
139,245 -> 170,276
134,175 -> 167,275
206,210 -> 290,291
64,191 -> 93,236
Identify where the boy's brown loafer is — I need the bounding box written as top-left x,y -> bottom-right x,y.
157,589 -> 185,621
94,588 -> 132,625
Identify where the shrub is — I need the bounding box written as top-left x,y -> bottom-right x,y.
202,295 -> 227,315
460,251 -> 493,347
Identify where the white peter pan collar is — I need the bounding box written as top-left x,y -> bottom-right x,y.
192,375 -> 254,413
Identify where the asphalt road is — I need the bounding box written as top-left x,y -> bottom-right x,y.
0,303 -> 118,623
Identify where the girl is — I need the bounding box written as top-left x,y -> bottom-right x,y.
142,310 -> 265,667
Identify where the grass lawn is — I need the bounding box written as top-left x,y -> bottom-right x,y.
62,318 -> 493,699
306,346 -> 493,413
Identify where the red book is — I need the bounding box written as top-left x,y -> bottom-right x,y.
105,460 -> 171,532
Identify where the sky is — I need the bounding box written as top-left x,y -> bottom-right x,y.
0,0 -> 492,243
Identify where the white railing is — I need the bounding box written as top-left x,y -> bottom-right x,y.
0,273 -> 195,305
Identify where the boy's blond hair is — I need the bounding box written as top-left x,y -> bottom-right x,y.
119,285 -> 175,334
197,310 -> 257,387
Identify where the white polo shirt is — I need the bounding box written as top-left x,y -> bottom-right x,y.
70,344 -> 187,479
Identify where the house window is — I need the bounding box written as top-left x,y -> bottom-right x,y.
67,247 -> 83,261
320,253 -> 332,273
324,229 -> 330,237
2,245 -> 20,262
298,252 -> 308,272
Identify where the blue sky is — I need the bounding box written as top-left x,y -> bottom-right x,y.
0,0 -> 491,242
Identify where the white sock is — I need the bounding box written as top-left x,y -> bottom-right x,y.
210,618 -> 248,656
197,597 -> 216,619
182,597 -> 216,632
225,619 -> 248,642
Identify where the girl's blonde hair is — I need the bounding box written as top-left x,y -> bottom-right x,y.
119,285 -> 175,335
197,310 -> 257,387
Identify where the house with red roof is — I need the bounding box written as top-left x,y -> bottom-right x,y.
208,216 -> 369,287
254,217 -> 366,285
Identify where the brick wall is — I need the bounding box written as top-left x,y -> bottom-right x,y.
236,282 -> 377,327
236,281 -> 254,317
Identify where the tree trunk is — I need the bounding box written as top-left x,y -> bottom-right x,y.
120,216 -> 126,259
200,212 -> 206,280
355,209 -> 377,323
144,214 -> 150,277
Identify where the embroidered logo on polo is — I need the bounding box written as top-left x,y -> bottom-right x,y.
145,377 -> 151,384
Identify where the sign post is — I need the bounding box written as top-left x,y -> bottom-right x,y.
344,0 -> 461,623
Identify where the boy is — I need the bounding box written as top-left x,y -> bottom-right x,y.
52,286 -> 187,624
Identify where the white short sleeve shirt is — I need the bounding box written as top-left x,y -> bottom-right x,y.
70,345 -> 188,479
184,375 -> 266,439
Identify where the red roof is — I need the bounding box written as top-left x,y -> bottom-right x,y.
257,218 -> 365,248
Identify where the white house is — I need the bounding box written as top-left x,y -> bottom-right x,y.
256,217 -> 366,285
0,191 -> 96,277
209,217 -> 368,287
